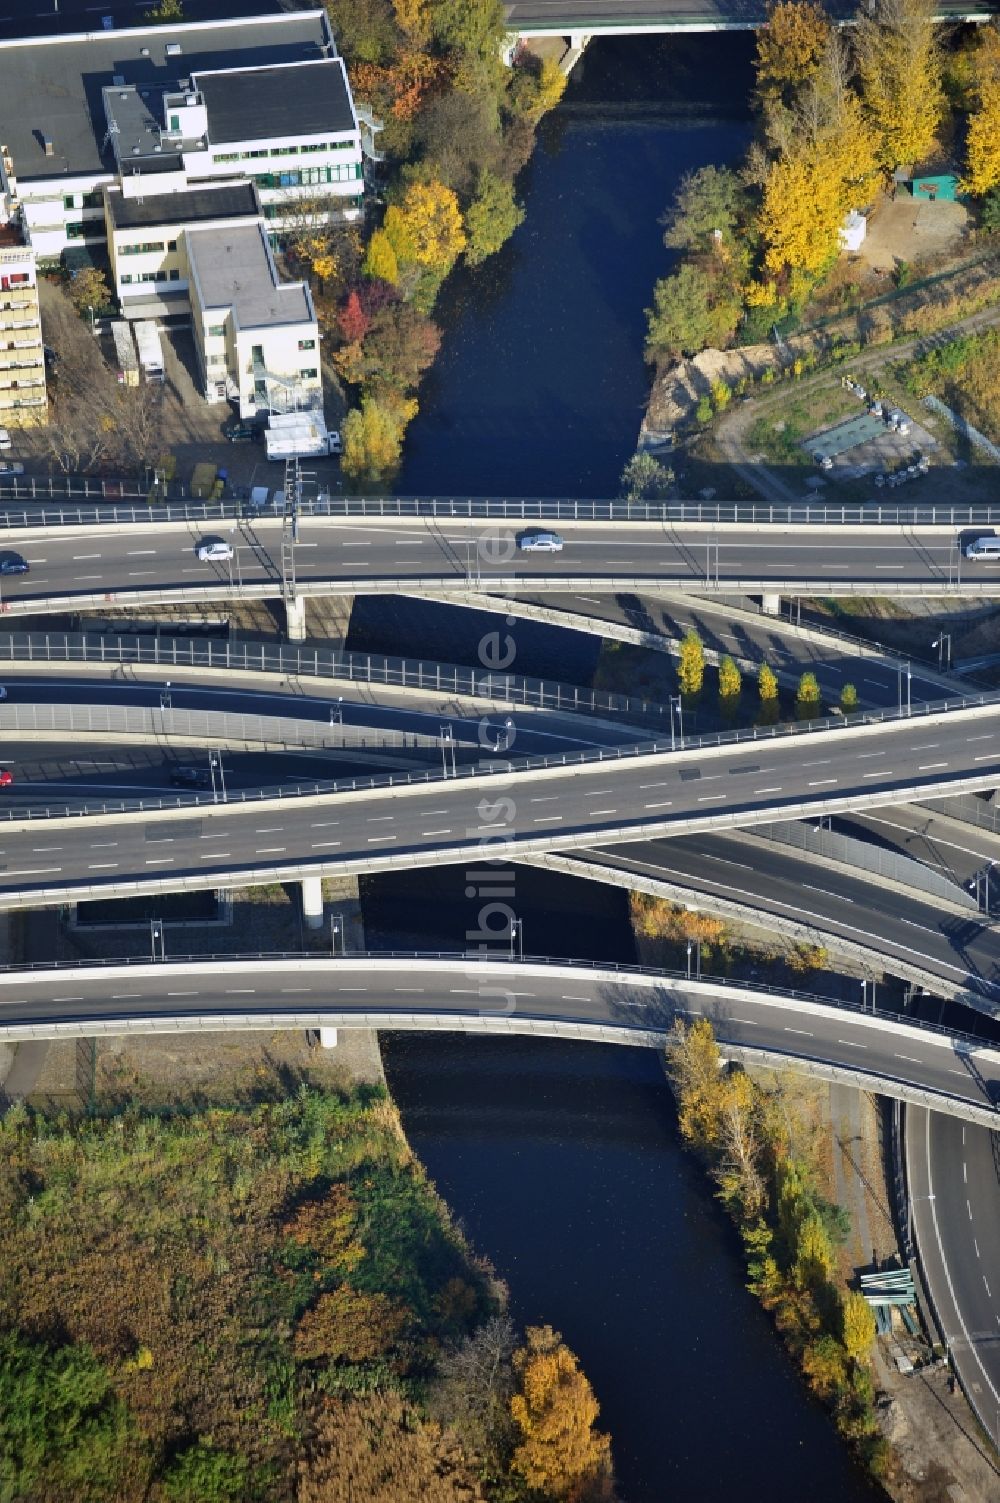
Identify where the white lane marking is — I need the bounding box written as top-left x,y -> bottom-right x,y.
87,862 -> 118,869
367,815 -> 394,822
256,826 -> 283,833
225,989 -> 255,994
281,987 -> 312,993
918,762 -> 948,771
394,987 -> 425,993
985,1277 -> 992,1298
199,852 -> 230,859
896,1054 -> 922,1064
802,759 -> 831,767
51,997 -> 84,1003
974,755 -> 997,763
530,795 -> 560,803
645,800 -> 673,809
808,778 -> 837,786
858,751 -> 884,759
255,846 -> 286,854
964,1161 -> 968,1183
91,841 -> 118,849
784,1027 -> 813,1035
838,1040 -> 868,1048
72,553 -> 100,560
562,994 -> 591,1002
755,786 -> 782,794
112,993 -> 141,1000
127,549 -> 156,556
30,847 -> 62,853
862,772 -> 887,779
311,841 -> 341,848
167,990 -> 198,997
145,858 -> 173,865
697,794 -> 726,802
422,828 -> 451,836
533,814 -> 563,823
449,988 -> 479,995
591,808 -> 617,816
733,1018 -> 759,1026
639,781 -> 668,789
366,835 -> 397,842
312,821 -> 339,828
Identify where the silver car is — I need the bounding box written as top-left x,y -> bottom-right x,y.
196,539 -> 234,563
519,531 -> 564,553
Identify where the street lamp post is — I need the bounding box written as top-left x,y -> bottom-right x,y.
897,662 -> 911,715
330,915 -> 342,955
208,750 -> 227,803
686,940 -> 693,980
150,919 -> 164,962
669,695 -> 684,751
509,916 -> 522,962
159,682 -> 172,713
932,633 -> 952,671
330,697 -> 343,727
439,722 -> 455,778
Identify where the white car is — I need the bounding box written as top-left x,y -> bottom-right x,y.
518,531 -> 564,553
0,686 -> 7,700
0,461 -> 23,476
0,428 -> 10,451
196,539 -> 234,563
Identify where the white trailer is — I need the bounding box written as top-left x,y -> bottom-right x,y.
110,320 -> 139,387
134,320 -> 165,384
264,410 -> 341,461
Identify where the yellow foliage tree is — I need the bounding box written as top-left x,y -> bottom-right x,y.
510,1326 -> 613,1501
678,628 -> 705,699
793,1209 -> 836,1291
385,182 -> 466,272
392,0 -> 431,46
756,1 -> 832,98
362,229 -> 400,285
718,654 -> 742,713
342,396 -> 408,483
855,0 -> 945,170
964,75 -> 1000,197
841,1290 -> 877,1363
665,1018 -> 731,1150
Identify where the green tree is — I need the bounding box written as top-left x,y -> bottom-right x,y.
758,660 -> 780,723
840,682 -> 858,712
718,654 -> 742,716
982,185 -> 1000,232
663,165 -> 747,256
619,450 -> 673,501
144,0 -> 183,19
162,1441 -> 249,1502
464,171 -> 525,266
341,394 -> 410,482
0,1332 -> 133,1500
841,1290 -> 877,1364
794,1209 -> 836,1291
678,629 -> 705,699
796,670 -> 822,719
645,262 -> 741,362
430,0 -> 506,62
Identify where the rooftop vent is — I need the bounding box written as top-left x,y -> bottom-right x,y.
132,146 -> 141,155
112,74 -> 125,86
165,42 -> 182,57
140,46 -> 150,57
41,135 -> 53,157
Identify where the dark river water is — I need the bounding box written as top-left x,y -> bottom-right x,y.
372,33 -> 879,1503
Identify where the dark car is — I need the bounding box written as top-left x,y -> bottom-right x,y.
224,421 -> 258,444
0,554 -> 29,575
169,765 -> 211,790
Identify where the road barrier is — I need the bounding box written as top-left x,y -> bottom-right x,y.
754,820 -> 977,910
1,491 -> 1000,528
0,701 -> 440,752
0,631 -> 668,726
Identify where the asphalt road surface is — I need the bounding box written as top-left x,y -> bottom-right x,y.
0,519 -> 993,612
0,704 -> 999,905
906,1107 -> 1000,1442
0,955 -> 996,1122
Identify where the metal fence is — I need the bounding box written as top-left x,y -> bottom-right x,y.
0,682 -> 997,824
0,632 -> 668,724
922,792 -> 1000,835
1,490 -> 1000,529
754,820 -> 977,909
0,701 -> 440,752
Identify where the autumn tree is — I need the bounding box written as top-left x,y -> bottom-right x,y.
718,654 -> 742,716
294,1285 -> 410,1362
677,628 -> 705,699
360,303 -> 442,392
341,394 -> 412,482
758,660 -> 780,723
840,682 -> 858,712
795,670 -> 822,719
430,1315 -> 517,1462
665,1018 -> 731,1150
464,172 -> 525,266
384,181 -> 466,272
510,1326 -> 614,1502
715,1071 -> 766,1220
363,228 -> 400,285
338,289 -> 372,345
841,1290 -> 876,1364
756,0 -> 832,107
144,0 -> 183,23
855,0 -> 946,170
67,266 -> 110,319
963,36 -> 1000,198
392,0 -> 431,46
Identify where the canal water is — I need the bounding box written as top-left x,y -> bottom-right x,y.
373,33 -> 879,1502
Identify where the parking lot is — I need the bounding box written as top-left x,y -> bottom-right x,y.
803,387 -> 938,484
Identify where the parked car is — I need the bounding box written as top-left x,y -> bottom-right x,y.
223,421 -> 258,444
0,554 -> 29,575
518,530 -> 564,553
0,461 -> 24,476
0,687 -> 7,701
169,765 -> 211,789
196,538 -> 234,563
812,452 -> 833,471
0,428 -> 10,451
0,769 -> 13,788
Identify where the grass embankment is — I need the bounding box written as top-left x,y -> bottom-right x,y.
897,325 -> 1000,445
0,1087 -> 615,1502
664,1020 -> 888,1484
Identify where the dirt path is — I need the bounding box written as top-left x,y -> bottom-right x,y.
716,301 -> 1000,503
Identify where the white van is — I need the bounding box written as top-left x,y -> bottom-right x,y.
965,535 -> 1000,561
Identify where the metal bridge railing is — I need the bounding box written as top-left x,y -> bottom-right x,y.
1,490 -> 1000,528
0,631 -> 668,725
755,820 -> 978,909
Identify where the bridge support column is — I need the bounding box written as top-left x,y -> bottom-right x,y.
286,595 -> 307,642
319,1027 -> 339,1048
302,875 -> 324,930
761,593 -> 781,617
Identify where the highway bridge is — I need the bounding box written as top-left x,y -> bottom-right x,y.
1,514 -> 1000,628
503,0 -> 997,42
0,694 -> 998,909
0,953 -> 997,1126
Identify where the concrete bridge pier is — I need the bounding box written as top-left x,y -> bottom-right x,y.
301,875 -> 324,930
563,32 -> 591,73
286,595 -> 307,642
761,593 -> 782,616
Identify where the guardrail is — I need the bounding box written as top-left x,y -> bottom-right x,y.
0,682 -> 996,823
755,820 -> 977,909
0,702 -> 440,752
0,947 -> 991,1053
0,631 -> 668,725
1,491 -> 1000,528
922,792 -> 1000,835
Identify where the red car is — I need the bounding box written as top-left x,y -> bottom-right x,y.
0,769 -> 13,787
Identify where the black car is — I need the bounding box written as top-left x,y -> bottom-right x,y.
0,554 -> 29,575
169,765 -> 211,789
223,421 -> 258,444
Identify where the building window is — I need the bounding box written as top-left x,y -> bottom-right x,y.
251,344 -> 264,366
120,274 -> 133,285
300,367 -> 318,379
207,323 -> 226,337
214,152 -> 239,164
120,241 -> 166,256
65,222 -> 86,240
168,269 -> 180,281
298,338 -> 315,351
82,190 -> 104,210
167,239 -> 177,250
170,114 -> 180,132
63,193 -> 79,211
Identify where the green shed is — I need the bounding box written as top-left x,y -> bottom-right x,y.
908,174 -> 959,202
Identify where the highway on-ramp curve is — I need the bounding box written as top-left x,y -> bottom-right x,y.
1,700 -> 1000,907
0,518 -> 993,610
0,954 -> 998,1124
